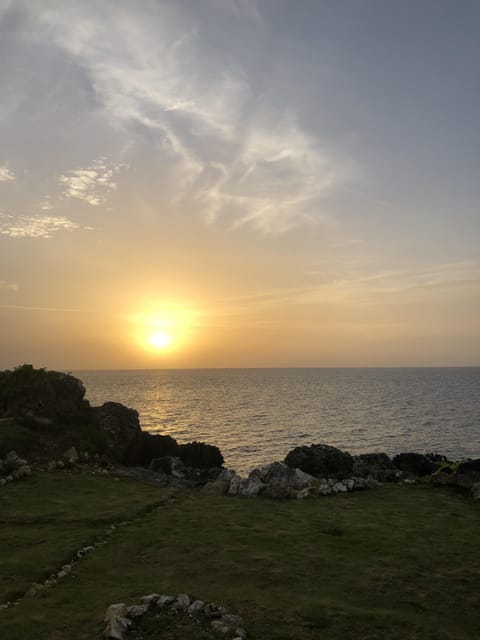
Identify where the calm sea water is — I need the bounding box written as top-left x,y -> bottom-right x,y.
76,368 -> 480,475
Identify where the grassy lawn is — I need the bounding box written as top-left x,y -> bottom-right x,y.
0,473 -> 479,639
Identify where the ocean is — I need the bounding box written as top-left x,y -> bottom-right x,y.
76,368 -> 480,475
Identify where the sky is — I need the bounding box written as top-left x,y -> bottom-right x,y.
0,0 -> 479,369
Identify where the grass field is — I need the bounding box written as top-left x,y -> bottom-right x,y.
1,472 -> 479,639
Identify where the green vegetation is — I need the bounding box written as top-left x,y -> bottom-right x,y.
0,417 -> 107,460
1,473 -> 479,639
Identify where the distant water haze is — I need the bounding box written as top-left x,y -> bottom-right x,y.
77,368 -> 480,475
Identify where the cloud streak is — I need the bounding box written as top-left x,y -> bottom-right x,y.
0,280 -> 19,292
0,212 -> 80,238
0,165 -> 15,181
59,157 -> 126,206
30,3 -> 347,233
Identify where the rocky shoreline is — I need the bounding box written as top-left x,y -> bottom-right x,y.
1,365 -> 479,502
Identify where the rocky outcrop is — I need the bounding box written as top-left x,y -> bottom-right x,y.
103,592 -> 247,639
456,459 -> 480,489
93,402 -> 143,465
149,455 -> 222,486
205,461 -> 376,500
0,450 -> 31,486
141,434 -> 224,470
284,444 -> 353,479
352,452 -> 402,483
391,452 -> 438,477
0,364 -> 89,421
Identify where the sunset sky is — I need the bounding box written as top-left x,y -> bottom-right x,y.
1,0 -> 479,369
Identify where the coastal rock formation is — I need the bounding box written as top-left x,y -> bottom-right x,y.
0,365 -> 224,476
284,443 -> 353,479
391,452 -> 438,477
472,482 -> 480,499
202,469 -> 241,494
352,452 -> 401,482
0,364 -> 89,421
456,459 -> 480,488
149,455 -> 222,486
142,435 -> 224,473
93,402 -> 143,465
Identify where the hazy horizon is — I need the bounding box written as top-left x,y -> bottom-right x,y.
1,1 -> 479,370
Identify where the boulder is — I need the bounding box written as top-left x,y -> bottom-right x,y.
471,482 -> 480,500
238,471 -> 266,497
65,446 -> 79,465
149,455 -> 186,477
5,450 -> 27,473
177,441 -> 224,469
126,604 -> 148,619
392,452 -> 437,477
260,462 -> 317,498
188,600 -> 205,615
93,402 -> 142,465
140,432 -> 179,466
352,452 -> 401,482
149,455 -> 222,486
284,444 -> 353,479
202,469 -> 240,495
456,459 -> 480,489
104,603 -> 131,640
171,594 -> 191,610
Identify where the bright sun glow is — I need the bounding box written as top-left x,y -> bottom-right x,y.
131,304 -> 197,355
149,331 -> 172,349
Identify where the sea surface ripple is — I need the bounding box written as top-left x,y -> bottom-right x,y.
77,368 -> 480,475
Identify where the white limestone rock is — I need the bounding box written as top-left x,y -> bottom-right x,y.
104,603 -> 131,640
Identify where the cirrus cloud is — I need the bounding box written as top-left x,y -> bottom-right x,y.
28,2 -> 348,234
0,212 -> 81,238
59,157 -> 127,206
0,165 -> 15,181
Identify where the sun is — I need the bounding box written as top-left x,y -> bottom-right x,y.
148,331 -> 172,350
131,304 -> 196,356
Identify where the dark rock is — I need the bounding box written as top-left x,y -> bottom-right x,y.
177,441 -> 224,469
472,482 -> 480,499
456,459 -> 480,489
284,443 -> 353,479
0,364 -> 89,421
149,455 -> 185,477
352,452 -> 401,482
140,432 -> 179,466
392,452 -> 437,477
93,402 -> 142,465
202,469 -> 240,495
149,455 -> 222,486
140,434 -> 224,470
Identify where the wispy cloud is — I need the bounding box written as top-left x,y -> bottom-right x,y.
0,165 -> 15,181
31,4 -> 347,233
0,304 -> 94,313
0,212 -> 80,238
0,280 -> 19,292
40,196 -> 54,211
59,157 -> 126,206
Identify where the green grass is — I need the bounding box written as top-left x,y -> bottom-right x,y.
0,473 -> 479,639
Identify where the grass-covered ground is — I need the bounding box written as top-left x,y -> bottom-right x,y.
1,472 -> 479,639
